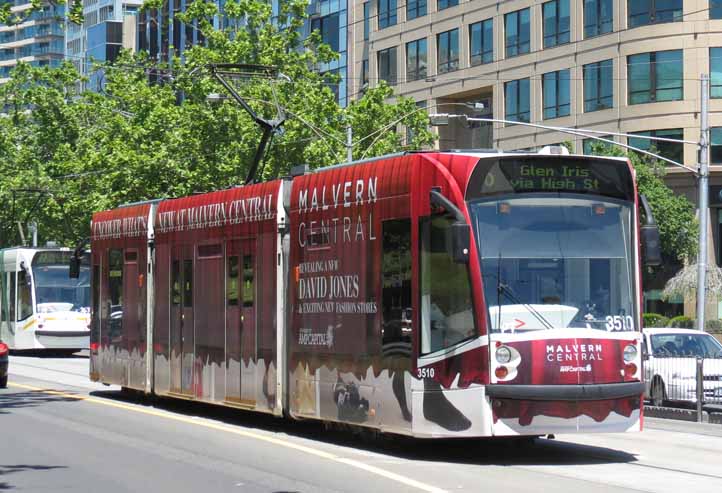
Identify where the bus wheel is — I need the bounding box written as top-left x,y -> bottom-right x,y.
651,379 -> 667,407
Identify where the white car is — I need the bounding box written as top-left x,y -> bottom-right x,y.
642,328 -> 722,406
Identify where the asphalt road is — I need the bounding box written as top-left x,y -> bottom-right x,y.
2,354 -> 722,493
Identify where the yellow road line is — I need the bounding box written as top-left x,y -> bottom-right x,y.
8,382 -> 446,493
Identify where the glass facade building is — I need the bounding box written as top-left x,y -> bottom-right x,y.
0,1 -> 65,82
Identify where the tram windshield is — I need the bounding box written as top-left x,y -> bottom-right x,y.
469,195 -> 635,332
32,251 -> 90,312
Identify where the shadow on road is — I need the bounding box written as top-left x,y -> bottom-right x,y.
0,391 -> 81,415
0,464 -> 67,491
9,350 -> 88,359
90,389 -> 638,467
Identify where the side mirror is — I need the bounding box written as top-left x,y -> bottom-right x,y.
639,194 -> 662,267
641,224 -> 662,267
69,255 -> 81,279
19,261 -> 32,286
451,222 -> 471,264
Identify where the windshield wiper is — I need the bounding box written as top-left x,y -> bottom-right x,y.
497,281 -> 556,331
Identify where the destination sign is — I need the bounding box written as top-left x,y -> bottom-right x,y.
466,156 -> 635,201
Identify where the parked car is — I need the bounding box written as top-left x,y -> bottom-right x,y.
0,339 -> 8,388
642,328 -> 722,406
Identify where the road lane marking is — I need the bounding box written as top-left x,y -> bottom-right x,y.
8,382 -> 446,493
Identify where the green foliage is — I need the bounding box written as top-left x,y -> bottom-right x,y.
0,0 -> 434,247
586,141 -> 697,262
642,313 -> 669,328
667,315 -> 695,329
705,319 -> 722,332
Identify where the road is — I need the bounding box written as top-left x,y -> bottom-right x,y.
2,354 -> 722,493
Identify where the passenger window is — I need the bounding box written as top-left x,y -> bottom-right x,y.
227,256 -> 239,306
420,215 -> 475,354
242,255 -> 254,308
171,260 -> 181,306
108,249 -> 123,338
17,270 -> 33,321
183,260 -> 193,307
381,219 -> 412,347
9,274 -> 16,322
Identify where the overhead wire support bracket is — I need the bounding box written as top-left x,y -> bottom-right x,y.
208,63 -> 287,185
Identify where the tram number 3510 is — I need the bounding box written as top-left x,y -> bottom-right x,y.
605,315 -> 635,332
417,367 -> 436,378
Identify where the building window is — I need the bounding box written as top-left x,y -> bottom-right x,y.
505,9 -> 530,57
584,59 -> 613,112
628,50 -> 683,104
437,29 -> 459,74
712,128 -> 722,162
406,38 -> 427,82
584,0 -> 613,38
438,0 -> 458,10
711,48 -> 722,98
583,136 -> 615,155
713,1 -> 722,19
628,129 -> 684,165
364,2 -> 370,40
378,0 -> 397,29
470,19 -> 493,66
311,13 -> 340,52
543,69 -> 570,119
505,78 -> 530,123
407,0 -> 426,20
378,46 -> 397,85
362,58 -> 369,87
543,0 -> 570,48
628,0 -> 682,28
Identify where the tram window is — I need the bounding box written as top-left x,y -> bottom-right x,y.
381,219 -> 412,346
198,244 -> 222,258
92,265 -> 100,336
171,260 -> 181,306
227,256 -> 239,306
108,249 -> 123,321
124,251 -> 138,263
242,255 -> 254,308
8,274 -> 16,323
183,260 -> 193,308
420,215 -> 475,354
17,270 -> 33,321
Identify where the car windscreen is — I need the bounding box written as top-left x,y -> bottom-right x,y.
651,333 -> 722,358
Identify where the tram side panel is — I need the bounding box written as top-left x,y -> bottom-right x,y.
90,204 -> 152,388
288,156 -> 419,434
151,181 -> 281,412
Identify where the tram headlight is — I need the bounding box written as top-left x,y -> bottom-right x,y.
495,346 -> 512,364
623,344 -> 638,363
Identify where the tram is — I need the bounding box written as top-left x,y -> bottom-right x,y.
88,148 -> 659,438
1,247 -> 90,351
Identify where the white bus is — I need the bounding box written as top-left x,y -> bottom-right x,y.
0,247 -> 90,352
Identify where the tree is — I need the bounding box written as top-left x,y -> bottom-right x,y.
586,141 -> 698,262
0,0 -> 434,248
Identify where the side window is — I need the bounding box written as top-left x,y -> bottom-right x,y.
183,259 -> 193,308
381,219 -> 412,345
108,249 -> 123,339
9,273 -> 16,323
92,264 -> 100,340
171,260 -> 181,306
420,215 -> 475,354
227,256 -> 240,306
17,270 -> 33,321
242,255 -> 254,308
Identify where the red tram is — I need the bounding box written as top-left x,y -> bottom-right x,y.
89,149 -> 657,437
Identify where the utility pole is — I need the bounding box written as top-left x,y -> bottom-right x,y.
697,74 -> 710,332
347,125 -> 353,162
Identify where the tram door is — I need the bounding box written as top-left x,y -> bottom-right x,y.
225,240 -> 257,405
170,246 -> 194,395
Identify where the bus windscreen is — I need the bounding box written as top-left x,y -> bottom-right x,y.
466,156 -> 635,201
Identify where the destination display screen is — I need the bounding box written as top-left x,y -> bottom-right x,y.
466,156 -> 635,201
